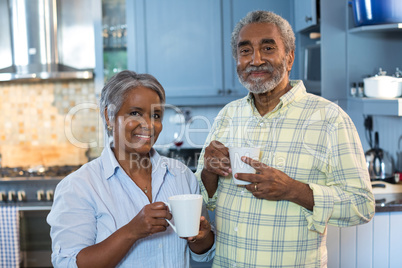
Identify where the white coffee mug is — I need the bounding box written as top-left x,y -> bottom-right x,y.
228,147 -> 260,185
164,194 -> 202,237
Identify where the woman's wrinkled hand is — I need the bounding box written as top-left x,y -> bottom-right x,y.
128,202 -> 171,240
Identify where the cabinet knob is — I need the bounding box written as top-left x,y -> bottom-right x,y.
46,190 -> 54,201
218,89 -> 223,95
8,191 -> 16,202
0,192 -> 6,202
37,190 -> 45,201
305,16 -> 313,22
226,89 -> 232,95
17,191 -> 26,202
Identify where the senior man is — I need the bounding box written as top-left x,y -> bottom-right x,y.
195,10 -> 375,268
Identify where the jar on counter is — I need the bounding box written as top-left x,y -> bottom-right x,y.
357,82 -> 364,97
350,82 -> 357,97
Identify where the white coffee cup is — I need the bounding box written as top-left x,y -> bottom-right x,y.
228,147 -> 261,185
164,194 -> 202,237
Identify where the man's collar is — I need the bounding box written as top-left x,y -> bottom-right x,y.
279,80 -> 306,108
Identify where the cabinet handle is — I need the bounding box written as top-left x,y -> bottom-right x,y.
305,16 -> 313,23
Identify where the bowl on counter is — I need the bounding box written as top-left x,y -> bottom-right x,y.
363,75 -> 402,98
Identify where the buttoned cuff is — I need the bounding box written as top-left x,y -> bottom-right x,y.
302,183 -> 334,234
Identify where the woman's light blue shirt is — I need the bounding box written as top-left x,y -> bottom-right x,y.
47,144 -> 215,267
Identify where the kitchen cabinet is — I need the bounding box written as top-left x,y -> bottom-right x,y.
319,0 -> 347,106
294,0 -> 319,32
102,0 -> 127,83
293,0 -> 321,95
327,212 -> 402,268
96,0 -> 293,105
94,0 -> 127,93
130,0 -> 223,101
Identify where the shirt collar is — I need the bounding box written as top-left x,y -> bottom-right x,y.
149,148 -> 176,177
101,142 -> 120,180
101,142 -> 175,180
279,80 -> 306,108
246,80 -> 307,113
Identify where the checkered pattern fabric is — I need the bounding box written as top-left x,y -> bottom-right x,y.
0,206 -> 20,268
195,80 -> 375,267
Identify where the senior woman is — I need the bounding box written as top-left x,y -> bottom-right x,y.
47,70 -> 215,267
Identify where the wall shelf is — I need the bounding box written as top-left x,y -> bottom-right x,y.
348,97 -> 402,116
349,23 -> 402,33
103,47 -> 126,52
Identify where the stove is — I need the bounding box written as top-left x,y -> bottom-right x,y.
0,165 -> 81,267
0,165 -> 80,206
1,165 -> 80,178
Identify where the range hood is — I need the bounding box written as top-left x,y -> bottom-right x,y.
0,0 -> 95,82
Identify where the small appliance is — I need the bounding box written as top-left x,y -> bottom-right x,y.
365,132 -> 397,183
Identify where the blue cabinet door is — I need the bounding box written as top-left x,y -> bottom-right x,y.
294,0 -> 317,32
131,0 -> 223,98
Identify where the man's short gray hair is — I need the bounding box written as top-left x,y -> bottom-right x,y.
231,10 -> 295,59
99,70 -> 166,137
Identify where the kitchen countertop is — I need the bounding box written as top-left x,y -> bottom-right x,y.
372,181 -> 402,213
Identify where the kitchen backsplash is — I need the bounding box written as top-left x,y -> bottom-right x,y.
0,79 -> 223,168
0,80 -> 103,167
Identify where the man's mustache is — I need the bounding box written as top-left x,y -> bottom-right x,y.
244,64 -> 275,74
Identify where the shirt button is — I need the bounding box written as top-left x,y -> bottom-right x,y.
159,243 -> 163,248
241,190 -> 244,196
234,226 -> 238,232
259,122 -> 264,127
232,262 -> 237,267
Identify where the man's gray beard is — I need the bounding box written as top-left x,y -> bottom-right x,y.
238,60 -> 287,94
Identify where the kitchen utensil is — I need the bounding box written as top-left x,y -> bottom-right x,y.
349,0 -> 402,27
365,132 -> 396,183
363,75 -> 402,98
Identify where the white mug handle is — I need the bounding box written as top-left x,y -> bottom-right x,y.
163,201 -> 177,233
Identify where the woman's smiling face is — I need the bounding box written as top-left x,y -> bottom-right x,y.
109,86 -> 163,159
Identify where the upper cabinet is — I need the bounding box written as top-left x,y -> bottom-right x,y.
294,0 -> 321,95
94,0 -> 127,93
96,0 -> 293,105
130,0 -> 223,101
102,0 -> 127,83
294,0 -> 319,32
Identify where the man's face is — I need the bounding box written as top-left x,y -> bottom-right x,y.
236,23 -> 293,94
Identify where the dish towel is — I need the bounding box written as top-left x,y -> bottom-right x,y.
0,206 -> 20,268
